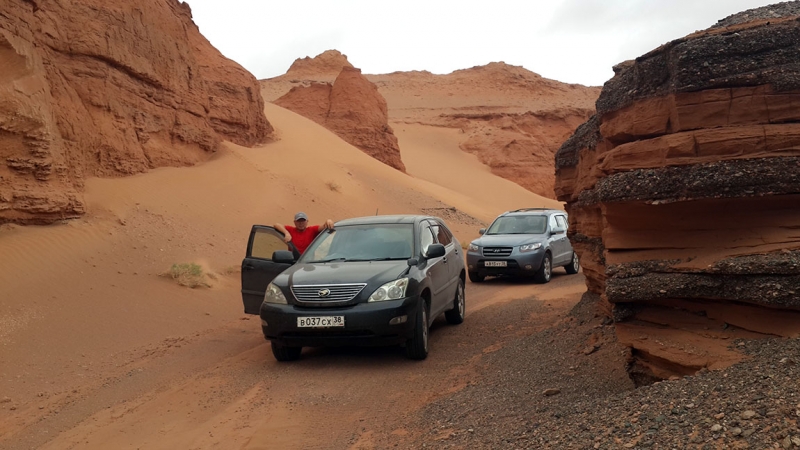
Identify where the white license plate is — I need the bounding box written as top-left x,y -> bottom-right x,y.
485,261 -> 507,267
297,316 -> 345,328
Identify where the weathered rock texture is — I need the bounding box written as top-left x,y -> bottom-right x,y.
274,66 -> 406,171
262,52 -> 599,198
0,0 -> 271,224
555,3 -> 800,385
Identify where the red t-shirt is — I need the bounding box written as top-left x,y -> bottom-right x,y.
285,225 -> 321,254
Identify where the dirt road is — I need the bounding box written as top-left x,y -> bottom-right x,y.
1,272 -> 586,450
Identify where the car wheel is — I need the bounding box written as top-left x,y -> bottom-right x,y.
271,341 -> 302,362
534,253 -> 552,283
565,252 -> 580,274
405,300 -> 429,360
468,271 -> 484,283
445,279 -> 466,325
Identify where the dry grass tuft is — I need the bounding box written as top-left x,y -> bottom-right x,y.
325,181 -> 341,192
166,263 -> 210,288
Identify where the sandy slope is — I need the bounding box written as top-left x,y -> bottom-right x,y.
0,102 -> 559,448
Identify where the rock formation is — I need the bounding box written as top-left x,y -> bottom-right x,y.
0,0 -> 271,225
262,53 -> 599,198
368,63 -> 599,198
555,3 -> 800,385
274,67 -> 406,172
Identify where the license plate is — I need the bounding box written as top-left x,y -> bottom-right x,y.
297,316 -> 345,328
485,261 -> 507,267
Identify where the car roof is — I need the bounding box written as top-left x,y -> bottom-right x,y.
500,208 -> 566,217
334,215 -> 442,227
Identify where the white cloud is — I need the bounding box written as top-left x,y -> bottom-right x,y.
185,0 -> 778,86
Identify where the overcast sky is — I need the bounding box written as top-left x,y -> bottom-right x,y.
185,0 -> 778,87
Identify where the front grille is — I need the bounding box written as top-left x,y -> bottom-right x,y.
292,283 -> 367,304
482,246 -> 513,257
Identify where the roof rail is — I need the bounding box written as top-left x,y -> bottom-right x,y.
509,207 -> 552,213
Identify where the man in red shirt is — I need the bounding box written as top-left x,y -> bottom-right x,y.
274,212 -> 335,255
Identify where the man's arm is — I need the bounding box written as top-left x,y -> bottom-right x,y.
274,223 -> 292,243
321,219 -> 335,230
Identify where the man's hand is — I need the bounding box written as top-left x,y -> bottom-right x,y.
324,219 -> 335,230
283,234 -> 292,244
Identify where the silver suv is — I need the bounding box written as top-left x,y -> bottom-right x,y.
466,208 -> 580,283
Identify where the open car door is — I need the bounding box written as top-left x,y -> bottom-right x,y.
241,225 -> 295,315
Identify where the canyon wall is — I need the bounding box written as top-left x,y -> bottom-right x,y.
0,0 -> 271,224
555,6 -> 800,384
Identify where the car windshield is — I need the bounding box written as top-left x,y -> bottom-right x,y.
485,215 -> 547,235
301,224 -> 414,263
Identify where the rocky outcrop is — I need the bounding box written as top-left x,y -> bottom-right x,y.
259,50 -> 353,102
555,3 -> 800,385
368,63 -> 599,199
274,67 -> 405,171
0,0 -> 271,225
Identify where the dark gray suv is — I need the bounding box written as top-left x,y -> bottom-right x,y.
465,208 -> 580,283
241,215 -> 466,361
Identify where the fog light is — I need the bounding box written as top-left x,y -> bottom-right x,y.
389,315 -> 407,325
261,319 -> 268,327
525,265 -> 532,270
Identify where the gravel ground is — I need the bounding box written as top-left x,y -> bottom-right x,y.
389,292 -> 800,449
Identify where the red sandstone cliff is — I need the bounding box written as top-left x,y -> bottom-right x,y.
274,66 -> 405,172
555,4 -> 800,385
0,0 -> 271,225
262,53 -> 599,198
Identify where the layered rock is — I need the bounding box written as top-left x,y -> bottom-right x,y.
0,0 -> 271,224
368,63 -> 598,198
555,4 -> 800,385
274,67 -> 405,171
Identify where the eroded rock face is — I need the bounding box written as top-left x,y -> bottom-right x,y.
0,0 -> 271,224
275,67 -> 406,171
555,4 -> 800,384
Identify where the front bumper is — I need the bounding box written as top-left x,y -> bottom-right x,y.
466,249 -> 545,276
260,296 -> 421,347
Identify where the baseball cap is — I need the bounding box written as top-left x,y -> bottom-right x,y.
294,212 -> 308,221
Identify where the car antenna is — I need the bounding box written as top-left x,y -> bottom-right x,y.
375,208 -> 379,216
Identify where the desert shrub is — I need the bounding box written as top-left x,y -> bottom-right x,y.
168,263 -> 209,288
326,181 -> 341,192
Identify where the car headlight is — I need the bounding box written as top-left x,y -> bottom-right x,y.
468,243 -> 480,252
520,243 -> 542,253
368,278 -> 409,302
263,282 -> 288,304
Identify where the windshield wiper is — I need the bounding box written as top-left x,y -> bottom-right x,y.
347,257 -> 409,262
312,257 -> 347,263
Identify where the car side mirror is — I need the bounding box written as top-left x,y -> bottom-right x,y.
552,228 -> 565,235
478,228 -> 486,235
407,257 -> 420,266
425,243 -> 446,259
272,250 -> 296,264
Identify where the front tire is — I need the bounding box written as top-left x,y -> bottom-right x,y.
565,252 -> 580,275
468,271 -> 484,283
445,279 -> 466,325
271,341 -> 302,362
534,253 -> 552,283
405,300 -> 429,360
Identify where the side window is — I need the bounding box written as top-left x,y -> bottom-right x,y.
556,215 -> 567,230
419,226 -> 435,255
249,228 -> 287,259
549,215 -> 559,232
431,223 -> 452,246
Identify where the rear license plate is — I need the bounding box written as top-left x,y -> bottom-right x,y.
485,261 -> 507,267
297,316 -> 345,328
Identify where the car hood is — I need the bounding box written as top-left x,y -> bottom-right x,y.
473,234 -> 546,247
276,260 -> 409,287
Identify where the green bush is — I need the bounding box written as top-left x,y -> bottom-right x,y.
169,263 -> 209,288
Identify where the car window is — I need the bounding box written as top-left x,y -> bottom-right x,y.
556,215 -> 567,230
485,215 -> 547,235
302,224 -> 414,262
420,226 -> 435,255
549,215 -> 559,231
250,227 -> 287,259
431,223 -> 452,246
